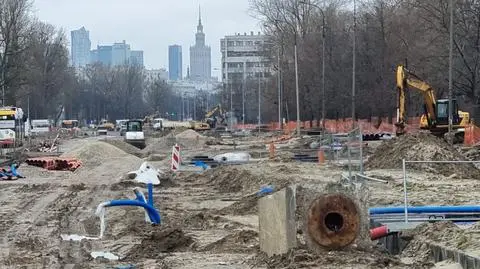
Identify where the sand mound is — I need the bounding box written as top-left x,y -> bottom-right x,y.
62,141 -> 128,164
62,140 -> 143,183
175,129 -> 205,140
175,129 -> 207,149
102,139 -> 145,157
201,230 -> 258,253
366,133 -> 480,178
126,226 -> 193,260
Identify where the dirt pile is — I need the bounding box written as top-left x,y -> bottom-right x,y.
366,133 -> 480,178
201,230 -> 258,253
201,166 -> 290,194
126,226 -> 193,260
402,221 -> 480,255
217,194 -> 259,215
62,140 -> 143,183
62,141 -> 129,165
175,129 -> 207,148
249,248 -> 406,269
102,139 -> 145,157
142,135 -> 177,154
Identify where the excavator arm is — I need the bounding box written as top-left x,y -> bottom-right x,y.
395,65 -> 437,135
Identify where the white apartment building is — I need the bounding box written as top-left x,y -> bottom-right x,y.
220,32 -> 271,85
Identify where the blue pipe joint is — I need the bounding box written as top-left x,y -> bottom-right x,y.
107,200 -> 161,224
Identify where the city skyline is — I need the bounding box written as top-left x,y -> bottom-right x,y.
33,0 -> 260,79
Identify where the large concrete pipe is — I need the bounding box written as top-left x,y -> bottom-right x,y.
307,193 -> 361,249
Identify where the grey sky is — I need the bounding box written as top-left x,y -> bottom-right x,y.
33,0 -> 261,79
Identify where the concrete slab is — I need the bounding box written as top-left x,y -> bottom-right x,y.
258,186 -> 296,257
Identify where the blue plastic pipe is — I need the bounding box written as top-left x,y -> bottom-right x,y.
147,183 -> 154,207
370,205 -> 480,215
106,200 -> 161,224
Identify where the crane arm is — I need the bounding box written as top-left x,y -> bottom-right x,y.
396,65 -> 437,134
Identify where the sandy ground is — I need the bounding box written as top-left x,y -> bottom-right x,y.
0,131 -> 479,268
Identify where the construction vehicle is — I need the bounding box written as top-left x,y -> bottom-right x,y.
125,120 -> 146,149
395,65 -> 470,142
99,119 -> 115,131
0,106 -> 27,146
205,105 -> 227,130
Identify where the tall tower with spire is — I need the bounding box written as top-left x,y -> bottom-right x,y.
190,6 -> 211,82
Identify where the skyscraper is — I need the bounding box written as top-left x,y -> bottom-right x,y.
189,7 -> 211,82
71,27 -> 91,67
130,50 -> 144,67
169,45 -> 182,81
111,41 -> 131,66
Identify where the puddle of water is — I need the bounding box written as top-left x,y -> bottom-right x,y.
91,251 -> 119,261
60,234 -> 99,241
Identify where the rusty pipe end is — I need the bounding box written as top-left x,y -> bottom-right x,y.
307,193 -> 361,250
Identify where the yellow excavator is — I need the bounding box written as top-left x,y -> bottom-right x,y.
395,65 -> 470,142
205,104 -> 227,129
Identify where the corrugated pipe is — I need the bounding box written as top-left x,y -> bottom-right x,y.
369,205 -> 480,215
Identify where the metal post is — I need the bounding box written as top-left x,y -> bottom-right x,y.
448,0 -> 454,143
242,62 -> 246,126
294,44 -> 300,135
258,73 -> 261,132
351,0 -> 356,129
347,132 -> 352,181
402,159 -> 408,223
322,10 -> 326,129
181,93 -> 185,121
193,92 -> 196,121
277,49 -> 282,130
359,127 -> 363,175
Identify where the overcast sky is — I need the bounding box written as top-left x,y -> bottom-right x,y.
33,0 -> 261,78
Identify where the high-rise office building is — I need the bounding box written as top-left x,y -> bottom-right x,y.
130,50 -> 144,67
168,45 -> 182,81
71,27 -> 91,67
111,41 -> 131,66
90,45 -> 113,66
189,8 -> 211,82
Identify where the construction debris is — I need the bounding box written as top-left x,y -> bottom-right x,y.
366,133 -> 480,178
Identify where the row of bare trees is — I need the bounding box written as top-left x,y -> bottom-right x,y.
247,0 -> 480,123
0,0 -> 183,123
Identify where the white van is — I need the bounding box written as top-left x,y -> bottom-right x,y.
31,119 -> 51,135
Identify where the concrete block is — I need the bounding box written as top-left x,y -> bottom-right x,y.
258,186 -> 296,257
258,182 -> 370,257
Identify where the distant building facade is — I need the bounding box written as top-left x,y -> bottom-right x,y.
189,9 -> 211,82
89,41 -> 143,67
145,69 -> 168,84
168,45 -> 183,81
220,32 -> 271,84
71,27 -> 91,67
111,41 -> 131,66
130,50 -> 144,67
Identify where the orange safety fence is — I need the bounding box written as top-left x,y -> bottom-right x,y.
234,117 -> 426,134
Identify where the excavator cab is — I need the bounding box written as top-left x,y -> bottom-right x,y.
435,99 -> 460,126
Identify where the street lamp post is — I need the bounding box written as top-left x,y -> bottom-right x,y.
299,1 -> 327,128
448,0 -> 454,142
352,0 -> 357,129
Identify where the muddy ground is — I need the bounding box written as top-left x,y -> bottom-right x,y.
0,132 -> 478,268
